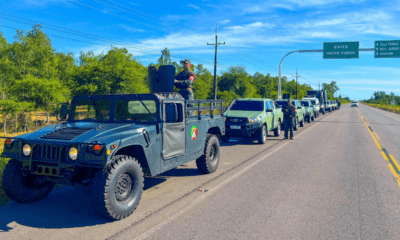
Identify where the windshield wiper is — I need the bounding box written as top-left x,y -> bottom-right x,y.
135,94 -> 152,115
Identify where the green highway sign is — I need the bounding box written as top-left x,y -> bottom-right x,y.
323,42 -> 359,59
375,40 -> 400,58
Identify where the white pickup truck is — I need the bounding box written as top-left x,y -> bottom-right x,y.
302,96 -> 320,118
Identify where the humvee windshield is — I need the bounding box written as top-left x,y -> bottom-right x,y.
71,98 -> 157,122
230,101 -> 264,111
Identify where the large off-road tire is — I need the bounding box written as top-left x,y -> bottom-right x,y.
311,114 -> 315,121
294,118 -> 299,131
307,115 -> 311,123
91,155 -> 144,220
221,135 -> 230,143
2,159 -> 54,203
274,122 -> 281,137
300,117 -> 305,127
257,124 -> 267,144
196,134 -> 220,174
322,109 -> 325,115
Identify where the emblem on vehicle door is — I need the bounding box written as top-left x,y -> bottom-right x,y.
191,126 -> 198,140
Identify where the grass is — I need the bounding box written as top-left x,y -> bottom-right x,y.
363,102 -> 400,114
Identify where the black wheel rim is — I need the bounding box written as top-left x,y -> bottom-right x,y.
209,144 -> 217,162
115,173 -> 133,202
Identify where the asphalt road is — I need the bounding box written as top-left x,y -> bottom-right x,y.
1,104 -> 400,240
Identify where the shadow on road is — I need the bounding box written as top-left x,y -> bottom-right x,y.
0,176 -> 168,232
220,137 -> 283,146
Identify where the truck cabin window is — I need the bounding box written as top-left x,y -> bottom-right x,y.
230,101 -> 264,111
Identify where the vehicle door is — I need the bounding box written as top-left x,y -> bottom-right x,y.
296,101 -> 303,121
162,101 -> 185,159
268,100 -> 276,130
264,100 -> 273,130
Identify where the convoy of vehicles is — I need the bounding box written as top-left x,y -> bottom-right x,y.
307,90 -> 328,115
223,98 -> 283,144
0,69 -> 341,221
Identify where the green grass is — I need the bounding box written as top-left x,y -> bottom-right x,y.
0,153 -> 10,205
363,102 -> 400,114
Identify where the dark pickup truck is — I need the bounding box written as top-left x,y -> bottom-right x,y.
1,93 -> 225,220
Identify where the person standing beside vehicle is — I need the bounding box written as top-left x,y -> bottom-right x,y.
283,98 -> 296,140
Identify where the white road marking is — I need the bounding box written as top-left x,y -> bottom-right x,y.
134,113 -> 336,240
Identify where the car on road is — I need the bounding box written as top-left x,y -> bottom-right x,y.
1,93 -> 225,220
301,100 -> 315,123
275,99 -> 306,130
326,101 -> 333,112
332,100 -> 338,110
302,96 -> 320,118
351,101 -> 359,107
223,98 -> 283,144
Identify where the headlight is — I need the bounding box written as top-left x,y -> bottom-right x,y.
248,117 -> 262,123
69,147 -> 78,160
23,144 -> 31,156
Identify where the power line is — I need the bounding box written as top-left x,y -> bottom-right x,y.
0,15 -> 229,67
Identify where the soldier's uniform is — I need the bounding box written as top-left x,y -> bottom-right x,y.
283,101 -> 296,139
175,70 -> 195,101
175,59 -> 196,116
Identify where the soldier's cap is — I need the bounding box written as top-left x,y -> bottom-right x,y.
181,59 -> 191,65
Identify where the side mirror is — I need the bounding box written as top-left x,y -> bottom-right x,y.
57,103 -> 68,121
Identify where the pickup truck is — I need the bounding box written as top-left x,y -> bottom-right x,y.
275,99 -> 306,130
223,98 -> 283,144
301,100 -> 315,123
1,93 -> 225,220
302,96 -> 320,118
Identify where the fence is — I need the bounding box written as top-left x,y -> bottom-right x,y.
0,112 -> 58,136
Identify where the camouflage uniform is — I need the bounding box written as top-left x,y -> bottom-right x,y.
174,70 -> 195,101
283,102 -> 296,138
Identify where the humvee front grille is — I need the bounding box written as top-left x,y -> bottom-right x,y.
41,127 -> 93,140
33,144 -> 65,161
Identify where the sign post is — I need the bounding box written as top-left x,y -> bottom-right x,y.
375,40 -> 400,58
323,42 -> 359,59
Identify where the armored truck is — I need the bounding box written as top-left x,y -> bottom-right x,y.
223,98 -> 283,144
1,93 -> 225,220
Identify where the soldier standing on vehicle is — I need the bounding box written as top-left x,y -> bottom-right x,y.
174,59 -> 196,115
174,59 -> 196,101
283,98 -> 296,140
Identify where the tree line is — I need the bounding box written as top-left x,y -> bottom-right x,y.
363,91 -> 400,105
0,25 -> 342,117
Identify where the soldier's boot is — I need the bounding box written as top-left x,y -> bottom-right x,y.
290,137 -> 294,140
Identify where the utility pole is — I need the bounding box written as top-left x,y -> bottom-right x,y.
292,68 -> 302,99
207,24 -> 225,100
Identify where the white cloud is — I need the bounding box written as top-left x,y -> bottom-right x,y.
219,20 -> 231,24
224,22 -> 275,31
188,3 -> 200,10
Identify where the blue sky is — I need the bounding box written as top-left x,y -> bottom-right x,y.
1,0 -> 400,100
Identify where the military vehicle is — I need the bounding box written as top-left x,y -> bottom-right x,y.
223,98 -> 283,144
302,96 -> 320,118
1,66 -> 226,221
307,90 -> 328,115
301,99 -> 315,123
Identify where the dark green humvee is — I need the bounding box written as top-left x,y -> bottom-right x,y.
1,93 -> 225,220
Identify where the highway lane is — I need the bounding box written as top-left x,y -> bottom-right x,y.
358,104 -> 400,167
2,104 -> 400,240
128,104 -> 400,240
0,105 -> 328,240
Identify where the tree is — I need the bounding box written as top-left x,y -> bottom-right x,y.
158,48 -> 172,65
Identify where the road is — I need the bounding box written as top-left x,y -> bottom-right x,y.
1,103 -> 400,240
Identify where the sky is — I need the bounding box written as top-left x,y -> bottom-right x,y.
1,0 -> 400,101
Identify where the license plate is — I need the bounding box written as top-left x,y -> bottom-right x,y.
230,125 -> 240,129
